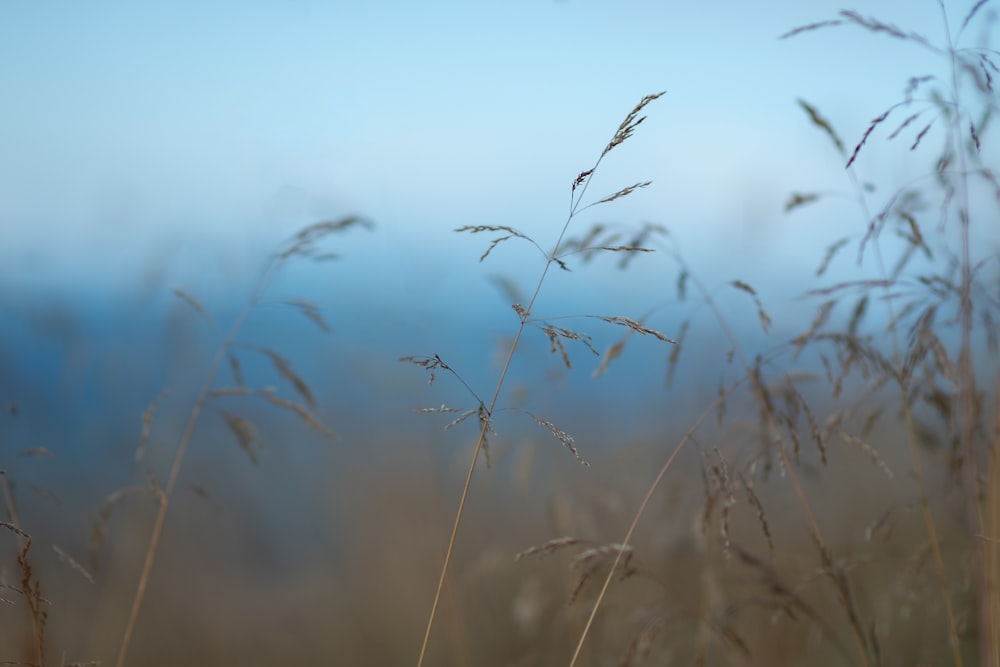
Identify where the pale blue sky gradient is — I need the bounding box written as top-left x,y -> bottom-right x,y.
1,0 -> 961,297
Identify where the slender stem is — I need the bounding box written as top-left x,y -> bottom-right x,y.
115,265 -> 273,667
940,4 -> 992,665
567,383 -> 736,667
417,132 -> 626,666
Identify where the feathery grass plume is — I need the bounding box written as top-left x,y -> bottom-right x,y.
2,520 -> 45,665
115,215 -> 370,667
413,93 -> 665,667
455,224 -> 544,262
602,92 -> 665,157
568,543 -> 639,603
556,221 -> 665,269
782,5 -> 1000,662
516,538 -> 644,602
539,324 -> 599,368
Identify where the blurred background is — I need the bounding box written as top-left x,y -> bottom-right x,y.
1,1 -> 997,665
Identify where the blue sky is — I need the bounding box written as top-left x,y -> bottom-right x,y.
0,1 -> 962,295
1,1 -> 995,440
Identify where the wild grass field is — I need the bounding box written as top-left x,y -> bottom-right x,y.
3,3 -> 1000,666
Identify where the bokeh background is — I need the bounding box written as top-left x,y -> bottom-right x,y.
1,1 -> 997,665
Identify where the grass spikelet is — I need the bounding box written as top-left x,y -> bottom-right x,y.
477,404 -> 494,469
602,92 -> 665,157
848,109 -> 892,168
171,288 -> 210,324
596,316 -> 676,343
400,354 -> 446,386
263,395 -> 336,439
136,390 -> 169,462
910,119 -> 935,150
572,168 -> 595,191
278,215 -> 373,260
740,473 -> 774,558
618,222 -> 667,269
961,0 -> 990,34
53,545 -> 94,584
540,325 -> 599,368
793,300 -> 836,358
665,319 -> 689,388
840,432 -> 893,479
221,411 -> 259,465
568,543 -> 638,603
260,347 -> 316,409
514,536 -> 584,561
593,181 -> 652,206
778,19 -> 844,39
784,192 -> 821,212
713,448 -> 736,554
285,298 -> 331,334
528,413 -> 589,466
229,354 -> 245,388
489,275 -> 526,306
593,338 -> 625,378
797,99 -> 845,155
888,110 -> 924,140
716,380 -> 727,429
448,408 -> 480,429
455,225 -> 539,261
730,281 -> 772,332
815,237 -> 849,276
838,10 -> 931,47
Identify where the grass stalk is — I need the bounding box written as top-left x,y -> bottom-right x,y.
114,268 -> 271,667
416,92 -> 664,666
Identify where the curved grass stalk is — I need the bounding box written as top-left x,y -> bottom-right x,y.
568,258 -> 872,667
115,217 -> 369,667
416,92 -> 664,667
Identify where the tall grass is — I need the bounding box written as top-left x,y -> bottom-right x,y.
517,3 -> 1000,665
404,92 -> 672,666
2,2 -> 999,666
